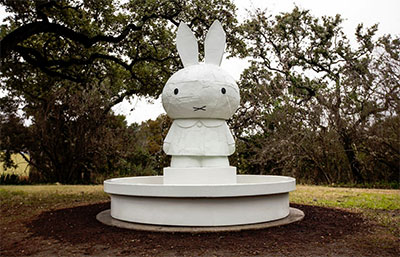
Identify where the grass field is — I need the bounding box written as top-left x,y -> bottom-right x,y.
1,184 -> 399,235
0,184 -> 398,256
0,185 -> 108,221
1,184 -> 398,209
294,185 -> 400,237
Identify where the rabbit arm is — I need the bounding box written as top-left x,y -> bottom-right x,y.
163,121 -> 177,154
163,142 -> 171,154
225,124 -> 236,155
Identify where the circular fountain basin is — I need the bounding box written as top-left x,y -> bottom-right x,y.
104,175 -> 296,227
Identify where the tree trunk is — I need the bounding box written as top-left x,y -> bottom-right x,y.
340,132 -> 363,183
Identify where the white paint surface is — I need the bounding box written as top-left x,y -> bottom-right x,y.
110,193 -> 290,226
176,22 -> 199,67
105,20 -> 299,227
161,21 -> 239,167
161,65 -> 239,120
163,119 -> 235,156
105,175 -> 295,226
104,175 -> 295,197
204,20 -> 226,66
163,166 -> 237,184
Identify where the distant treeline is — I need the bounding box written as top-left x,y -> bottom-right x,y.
1,2 -> 398,187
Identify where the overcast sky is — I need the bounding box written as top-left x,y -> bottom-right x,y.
1,1 -> 399,124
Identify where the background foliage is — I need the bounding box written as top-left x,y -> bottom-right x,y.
0,0 -> 240,184
230,7 -> 399,187
1,1 -> 398,187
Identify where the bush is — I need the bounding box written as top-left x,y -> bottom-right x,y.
0,174 -> 30,185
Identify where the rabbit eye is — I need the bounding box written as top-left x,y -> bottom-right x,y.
174,88 -> 179,95
221,88 -> 226,94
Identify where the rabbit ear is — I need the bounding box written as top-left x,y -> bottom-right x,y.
176,22 -> 199,67
204,20 -> 226,66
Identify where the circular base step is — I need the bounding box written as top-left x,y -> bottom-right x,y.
104,175 -> 297,226
96,207 -> 304,233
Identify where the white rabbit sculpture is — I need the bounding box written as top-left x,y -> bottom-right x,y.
162,20 -> 240,169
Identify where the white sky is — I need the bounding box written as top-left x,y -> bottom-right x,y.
1,0 -> 399,124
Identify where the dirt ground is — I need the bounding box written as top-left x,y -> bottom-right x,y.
0,202 -> 398,257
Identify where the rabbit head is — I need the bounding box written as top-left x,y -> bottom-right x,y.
162,20 -> 240,120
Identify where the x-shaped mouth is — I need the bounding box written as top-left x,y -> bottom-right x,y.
193,106 -> 206,111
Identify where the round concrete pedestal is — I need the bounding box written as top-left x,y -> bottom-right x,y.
97,207 -> 304,232
103,175 -> 296,227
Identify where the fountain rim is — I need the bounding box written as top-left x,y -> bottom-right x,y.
104,174 -> 296,198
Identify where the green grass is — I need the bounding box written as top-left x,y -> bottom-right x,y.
0,185 -> 109,223
1,184 -> 398,211
0,185 -> 108,207
291,185 -> 400,237
1,184 -> 399,237
1,184 -> 398,210
291,185 -> 400,210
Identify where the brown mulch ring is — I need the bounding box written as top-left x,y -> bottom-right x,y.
1,203 -> 399,256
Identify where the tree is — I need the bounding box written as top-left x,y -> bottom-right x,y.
232,7 -> 399,184
0,0 -> 244,183
0,86 -> 137,184
1,0 -> 244,102
120,114 -> 172,177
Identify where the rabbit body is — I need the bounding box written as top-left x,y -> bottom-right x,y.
161,21 -> 240,167
162,64 -> 239,158
163,119 -> 235,156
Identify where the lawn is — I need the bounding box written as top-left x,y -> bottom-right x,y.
0,184 -> 399,256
